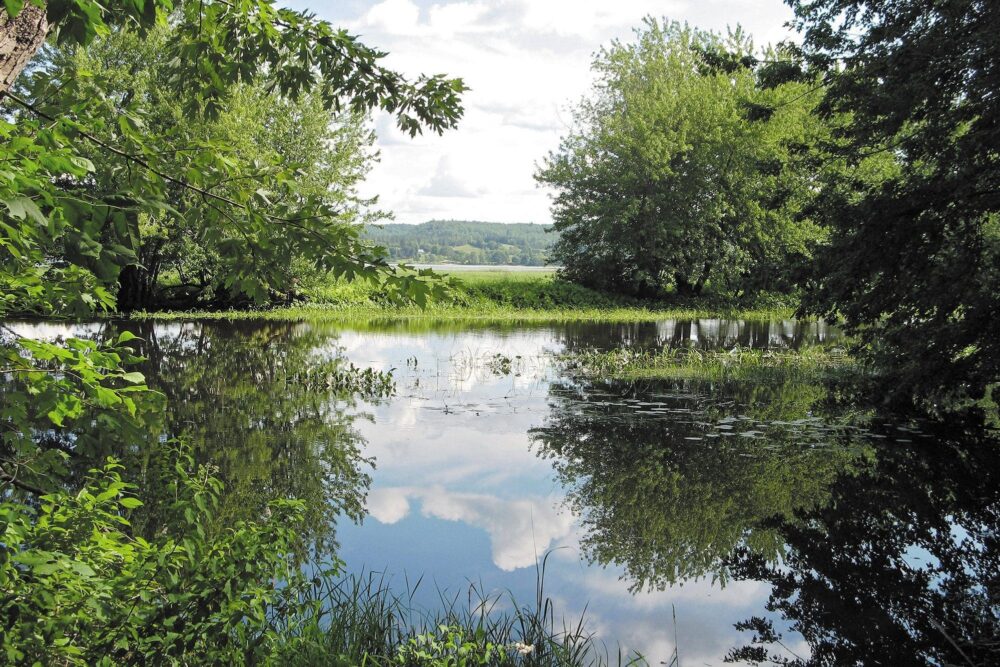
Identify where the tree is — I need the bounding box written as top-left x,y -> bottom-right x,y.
1,1 -> 464,494
2,0 -> 464,318
0,2 -> 464,657
19,24 -> 383,310
788,0 -> 1000,402
536,19 -> 827,298
0,0 -> 464,490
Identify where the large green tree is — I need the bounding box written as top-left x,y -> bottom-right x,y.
1,0 -> 464,320
18,24 -> 383,310
537,19 -> 827,298
787,0 -> 1000,402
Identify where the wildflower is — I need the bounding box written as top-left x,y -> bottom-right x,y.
514,642 -> 534,655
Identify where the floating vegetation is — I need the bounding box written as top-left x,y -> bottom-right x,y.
288,359 -> 395,398
559,345 -> 857,382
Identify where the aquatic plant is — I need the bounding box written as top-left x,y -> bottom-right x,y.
558,345 -> 856,382
271,554 -> 648,666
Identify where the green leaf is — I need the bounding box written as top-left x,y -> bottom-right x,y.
3,0 -> 25,18
3,196 -> 46,226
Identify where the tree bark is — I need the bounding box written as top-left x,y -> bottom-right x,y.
675,273 -> 695,297
1,4 -> 48,96
117,264 -> 149,314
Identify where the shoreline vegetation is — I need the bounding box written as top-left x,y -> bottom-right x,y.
277,559 -> 648,666
137,270 -> 803,323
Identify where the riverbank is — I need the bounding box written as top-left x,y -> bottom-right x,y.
138,270 -> 801,323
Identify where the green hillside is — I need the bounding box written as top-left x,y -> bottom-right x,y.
365,220 -> 554,266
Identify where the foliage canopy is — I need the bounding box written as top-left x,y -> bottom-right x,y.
16,23 -> 384,310
537,19 -> 828,299
787,0 -> 1000,401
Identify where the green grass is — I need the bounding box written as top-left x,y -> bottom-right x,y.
559,345 -> 857,381
138,271 -> 800,323
273,557 -> 648,666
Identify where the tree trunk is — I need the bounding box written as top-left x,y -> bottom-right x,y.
117,264 -> 154,314
1,5 -> 48,96
693,261 -> 712,296
675,273 -> 695,297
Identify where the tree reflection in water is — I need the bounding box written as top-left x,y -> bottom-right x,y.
531,373 -> 871,590
726,408 -> 1000,666
533,365 -> 1000,664
119,320 -> 378,556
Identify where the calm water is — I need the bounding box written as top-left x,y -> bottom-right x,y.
8,318 -> 998,665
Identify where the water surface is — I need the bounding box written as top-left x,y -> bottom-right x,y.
8,317 -> 997,665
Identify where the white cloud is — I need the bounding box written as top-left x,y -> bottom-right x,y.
418,156 -> 484,197
365,485 -> 575,571
516,0 -> 684,39
427,1 -> 493,35
285,0 -> 798,223
419,487 -> 575,570
367,487 -> 413,524
360,0 -> 421,33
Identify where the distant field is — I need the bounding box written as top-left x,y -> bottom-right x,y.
408,264 -> 558,274
366,220 -> 554,266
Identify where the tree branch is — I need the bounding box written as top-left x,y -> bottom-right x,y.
0,466 -> 47,496
1,91 -> 336,226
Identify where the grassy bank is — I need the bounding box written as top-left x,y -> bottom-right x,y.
138,270 -> 800,323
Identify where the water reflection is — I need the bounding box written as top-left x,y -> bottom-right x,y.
4,319 -> 376,554
531,375 -> 871,591
727,410 -> 1000,666
556,318 -> 839,351
129,320 -> 376,553
5,317 -> 997,665
292,316 -> 839,351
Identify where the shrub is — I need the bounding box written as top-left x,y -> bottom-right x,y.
0,450 -> 317,666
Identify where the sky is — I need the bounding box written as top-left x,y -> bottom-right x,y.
285,0 -> 798,225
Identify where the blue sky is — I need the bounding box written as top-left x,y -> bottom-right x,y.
285,1 -> 797,224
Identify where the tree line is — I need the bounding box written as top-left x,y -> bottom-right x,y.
365,220 -> 554,266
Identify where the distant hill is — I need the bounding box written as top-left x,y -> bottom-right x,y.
365,220 -> 554,266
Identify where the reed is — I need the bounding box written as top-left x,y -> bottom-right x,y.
271,554 -> 648,666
